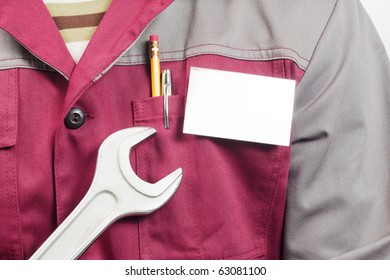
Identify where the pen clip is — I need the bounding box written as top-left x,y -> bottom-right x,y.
162,70 -> 172,129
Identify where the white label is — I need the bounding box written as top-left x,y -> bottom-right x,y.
183,67 -> 296,146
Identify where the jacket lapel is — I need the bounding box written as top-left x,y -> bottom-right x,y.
63,0 -> 174,115
0,0 -> 75,79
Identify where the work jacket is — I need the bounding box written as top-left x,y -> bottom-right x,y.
1,0 -> 390,260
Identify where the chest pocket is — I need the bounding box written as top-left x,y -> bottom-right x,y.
0,69 -> 23,259
131,55 -> 291,260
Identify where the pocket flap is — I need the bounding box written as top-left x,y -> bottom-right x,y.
132,95 -> 185,122
0,70 -> 18,148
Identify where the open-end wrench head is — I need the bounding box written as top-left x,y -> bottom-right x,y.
94,127 -> 156,168
118,169 -> 183,216
118,128 -> 182,197
100,127 -> 156,151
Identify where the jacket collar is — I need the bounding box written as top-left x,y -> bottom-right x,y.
0,0 -> 75,78
0,0 -> 174,113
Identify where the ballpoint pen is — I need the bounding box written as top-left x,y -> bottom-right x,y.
150,35 -> 161,97
162,70 -> 172,129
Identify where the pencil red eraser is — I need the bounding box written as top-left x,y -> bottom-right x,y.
150,34 -> 158,41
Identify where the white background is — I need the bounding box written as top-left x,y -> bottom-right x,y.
360,0 -> 390,59
1,260 -> 390,280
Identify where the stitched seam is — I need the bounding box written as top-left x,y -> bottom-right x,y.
4,69 -> 22,259
10,142 -> 18,259
0,57 -> 43,63
135,114 -> 184,122
0,66 -> 56,73
138,102 -> 151,259
258,60 -> 283,255
274,60 -> 283,78
5,70 -> 13,259
282,60 -> 287,79
54,121 -> 62,225
0,58 -> 57,73
10,71 -> 17,257
164,44 -> 309,62
132,103 -> 142,260
292,0 -> 340,119
6,71 -> 10,144
121,44 -> 310,62
120,52 -> 306,62
5,150 -> 13,260
12,69 -> 23,259
116,53 -> 308,71
262,147 -> 283,257
133,96 -> 184,121
191,152 -> 201,258
308,0 -> 339,62
140,103 -> 152,259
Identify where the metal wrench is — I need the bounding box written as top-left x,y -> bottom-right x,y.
30,127 -> 183,260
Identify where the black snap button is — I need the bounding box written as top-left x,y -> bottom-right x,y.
65,107 -> 85,129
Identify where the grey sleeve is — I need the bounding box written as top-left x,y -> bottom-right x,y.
283,0 -> 390,259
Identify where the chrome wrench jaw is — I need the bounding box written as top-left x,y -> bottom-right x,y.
30,127 -> 183,260
118,132 -> 182,197
118,169 -> 183,216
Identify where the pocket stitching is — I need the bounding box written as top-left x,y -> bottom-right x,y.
133,95 -> 185,122
0,69 -> 17,148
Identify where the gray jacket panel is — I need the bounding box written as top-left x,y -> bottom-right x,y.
285,0 -> 390,259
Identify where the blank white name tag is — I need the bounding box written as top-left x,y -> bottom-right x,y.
183,67 -> 296,146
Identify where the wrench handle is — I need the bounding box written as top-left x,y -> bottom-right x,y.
30,190 -> 118,260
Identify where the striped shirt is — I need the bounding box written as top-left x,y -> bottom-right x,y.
43,0 -> 112,63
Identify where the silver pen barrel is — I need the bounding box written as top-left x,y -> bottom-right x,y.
162,70 -> 172,129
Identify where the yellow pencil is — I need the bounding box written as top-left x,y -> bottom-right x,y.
150,35 -> 161,97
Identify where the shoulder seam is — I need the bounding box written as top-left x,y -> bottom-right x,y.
305,0 -> 339,65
